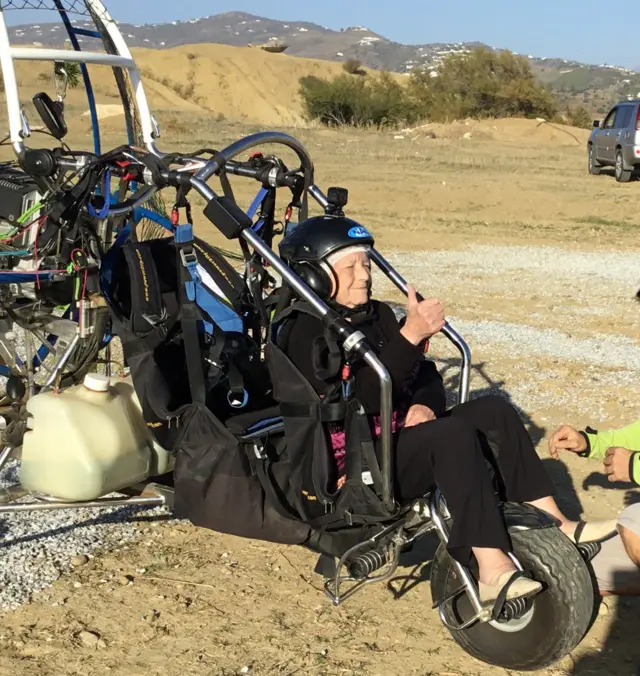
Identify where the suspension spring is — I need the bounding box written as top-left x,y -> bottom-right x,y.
499,596 -> 529,622
347,548 -> 388,580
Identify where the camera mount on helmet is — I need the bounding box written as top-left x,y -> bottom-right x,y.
325,186 -> 349,216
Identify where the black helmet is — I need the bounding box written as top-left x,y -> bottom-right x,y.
279,215 -> 375,299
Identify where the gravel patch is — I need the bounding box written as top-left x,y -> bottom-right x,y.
443,316 -> 640,370
386,245 -> 640,286
0,460 -> 172,611
378,246 -> 640,317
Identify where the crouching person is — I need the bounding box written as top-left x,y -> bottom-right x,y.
550,421 -> 640,594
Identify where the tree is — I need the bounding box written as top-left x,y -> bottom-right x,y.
343,58 -> 365,76
408,47 -> 558,122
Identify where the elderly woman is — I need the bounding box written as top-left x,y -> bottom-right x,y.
279,215 -> 616,610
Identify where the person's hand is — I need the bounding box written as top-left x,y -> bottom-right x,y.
604,447 -> 634,483
548,425 -> 587,459
400,285 -> 445,346
404,404 -> 436,428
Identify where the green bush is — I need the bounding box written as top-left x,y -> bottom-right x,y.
408,47 -> 558,122
299,71 -> 419,128
565,105 -> 593,129
61,62 -> 82,89
300,46 -> 560,129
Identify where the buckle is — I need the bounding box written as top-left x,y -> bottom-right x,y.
179,247 -> 198,267
253,440 -> 266,460
142,308 -> 167,327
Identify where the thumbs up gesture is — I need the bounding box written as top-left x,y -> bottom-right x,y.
400,285 -> 445,346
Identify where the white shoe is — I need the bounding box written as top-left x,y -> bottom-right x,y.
568,519 -> 618,545
478,571 -> 542,606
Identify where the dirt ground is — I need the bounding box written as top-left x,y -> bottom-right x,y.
1,117 -> 640,676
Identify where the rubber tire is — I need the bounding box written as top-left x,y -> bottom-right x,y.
615,150 -> 632,182
430,527 -> 594,671
588,144 -> 602,175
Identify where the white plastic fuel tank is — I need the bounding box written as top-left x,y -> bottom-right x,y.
20,372 -> 174,501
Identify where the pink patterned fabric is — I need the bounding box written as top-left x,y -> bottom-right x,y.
327,360 -> 422,474
329,410 -> 404,473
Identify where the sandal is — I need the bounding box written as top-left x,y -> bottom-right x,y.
568,520 -> 618,545
478,570 -> 542,619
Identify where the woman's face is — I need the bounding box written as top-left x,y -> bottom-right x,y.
331,251 -> 371,307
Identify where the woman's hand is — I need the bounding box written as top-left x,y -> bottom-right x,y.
548,425 -> 587,459
404,404 -> 437,428
400,285 -> 445,345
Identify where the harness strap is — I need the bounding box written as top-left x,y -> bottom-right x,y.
279,400 -> 347,422
120,314 -> 180,358
273,300 -> 344,399
122,242 -> 165,333
174,221 -> 207,406
355,411 -> 384,496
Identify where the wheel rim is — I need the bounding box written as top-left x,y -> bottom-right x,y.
488,603 -> 536,633
616,154 -> 623,177
589,147 -> 594,170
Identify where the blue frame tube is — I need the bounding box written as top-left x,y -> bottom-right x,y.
53,0 -> 102,155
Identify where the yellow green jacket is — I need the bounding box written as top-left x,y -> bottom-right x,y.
583,421 -> 640,485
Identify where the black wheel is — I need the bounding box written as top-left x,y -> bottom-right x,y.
588,144 -> 602,175
615,150 -> 632,182
430,527 -> 594,671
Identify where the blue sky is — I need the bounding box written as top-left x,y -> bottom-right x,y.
5,0 -> 637,68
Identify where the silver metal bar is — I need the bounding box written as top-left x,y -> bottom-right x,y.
24,331 -> 35,398
192,177 -> 329,318
369,248 -> 471,405
43,332 -> 80,388
0,494 -> 164,514
0,444 -> 13,474
442,323 -> 471,405
362,350 -> 394,509
429,489 -> 488,620
308,184 -> 329,209
194,131 -> 315,185
10,48 -> 136,69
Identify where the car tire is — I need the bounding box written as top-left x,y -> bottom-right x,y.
615,150 -> 632,182
588,144 -> 602,175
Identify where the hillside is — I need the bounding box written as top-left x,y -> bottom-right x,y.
0,42 -> 592,153
2,43 -> 370,127
6,10 -> 639,114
